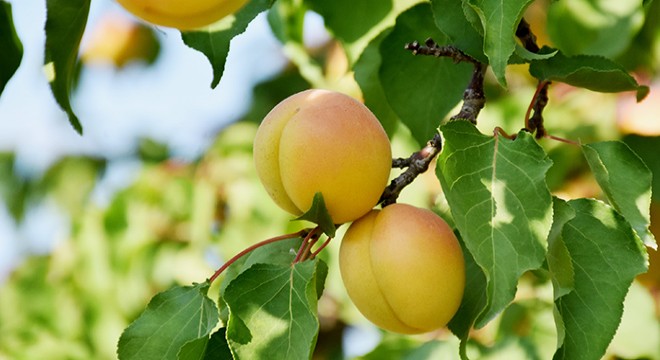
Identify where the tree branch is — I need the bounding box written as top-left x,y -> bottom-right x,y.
379,39 -> 487,206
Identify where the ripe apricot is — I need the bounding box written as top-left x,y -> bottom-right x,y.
116,0 -> 247,30
253,89 -> 392,225
339,203 -> 465,334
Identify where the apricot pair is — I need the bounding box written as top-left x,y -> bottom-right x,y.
116,0 -> 247,30
254,89 -> 464,334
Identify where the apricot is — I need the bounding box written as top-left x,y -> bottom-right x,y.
253,89 -> 392,224
339,203 -> 465,334
116,0 -> 247,30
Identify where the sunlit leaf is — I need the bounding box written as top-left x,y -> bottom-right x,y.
437,120 -> 553,328
583,141 -> 656,248
529,49 -> 649,101
117,282 -> 219,360
464,0 -> 535,87
552,198 -> 647,360
224,260 -> 327,360
380,3 -> 472,146
44,0 -> 91,134
0,0 -> 22,97
182,0 -> 274,88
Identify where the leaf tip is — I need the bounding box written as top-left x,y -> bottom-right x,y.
636,85 -> 650,102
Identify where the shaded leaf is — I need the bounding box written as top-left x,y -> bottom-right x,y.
623,135 -> 660,202
430,0 -> 486,62
0,0 -> 22,97
293,192 -> 336,237
546,198 -> 576,300
225,260 -> 327,360
553,199 -> 647,360
44,0 -> 91,134
436,120 -> 553,327
583,141 -> 656,248
464,0 -> 535,87
202,329 -> 233,360
380,3 -> 472,146
529,49 -> 649,101
182,0 -> 274,89
306,0 -> 421,64
117,283 -> 219,360
354,29 -> 400,137
447,233 -> 487,360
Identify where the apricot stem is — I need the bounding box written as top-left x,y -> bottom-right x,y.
208,229 -> 309,284
293,226 -> 321,263
310,236 -> 333,259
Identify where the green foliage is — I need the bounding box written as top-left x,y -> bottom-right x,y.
582,141 -> 656,248
44,0 -> 90,134
182,0 -> 275,89
551,198 -> 647,359
117,282 -> 219,360
225,260 -> 327,359
0,0 -> 22,97
529,49 -> 650,101
464,0 -> 535,87
437,121 -> 553,329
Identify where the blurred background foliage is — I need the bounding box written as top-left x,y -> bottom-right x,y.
1,0 -> 660,359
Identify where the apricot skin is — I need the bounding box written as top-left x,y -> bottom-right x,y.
116,0 -> 247,30
339,203 -> 465,334
253,89 -> 392,224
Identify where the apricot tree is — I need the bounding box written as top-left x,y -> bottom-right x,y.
1,0 -> 659,359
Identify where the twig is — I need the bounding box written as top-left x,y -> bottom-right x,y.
404,38 -> 479,64
209,229 -> 308,284
379,134 -> 442,206
516,18 -> 551,138
450,62 -> 487,124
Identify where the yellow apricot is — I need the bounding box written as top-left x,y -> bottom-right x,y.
116,0 -> 247,30
253,89 -> 392,224
339,203 -> 465,334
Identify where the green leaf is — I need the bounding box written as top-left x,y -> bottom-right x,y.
529,49 -> 650,101
117,283 -> 219,360
218,237 -> 303,324
582,141 -> 656,249
182,0 -> 274,89
447,235 -> 487,360
430,0 -> 486,62
380,3 -> 473,146
436,120 -> 553,328
0,0 -> 22,97
464,0 -> 535,87
293,192 -> 336,237
202,329 -> 233,360
546,0 -> 645,58
267,0 -> 305,44
44,0 -> 90,134
546,198 -> 576,300
224,260 -> 328,360
306,0 -> 421,64
354,29 -> 400,137
552,199 -> 647,360
623,135 -> 660,202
